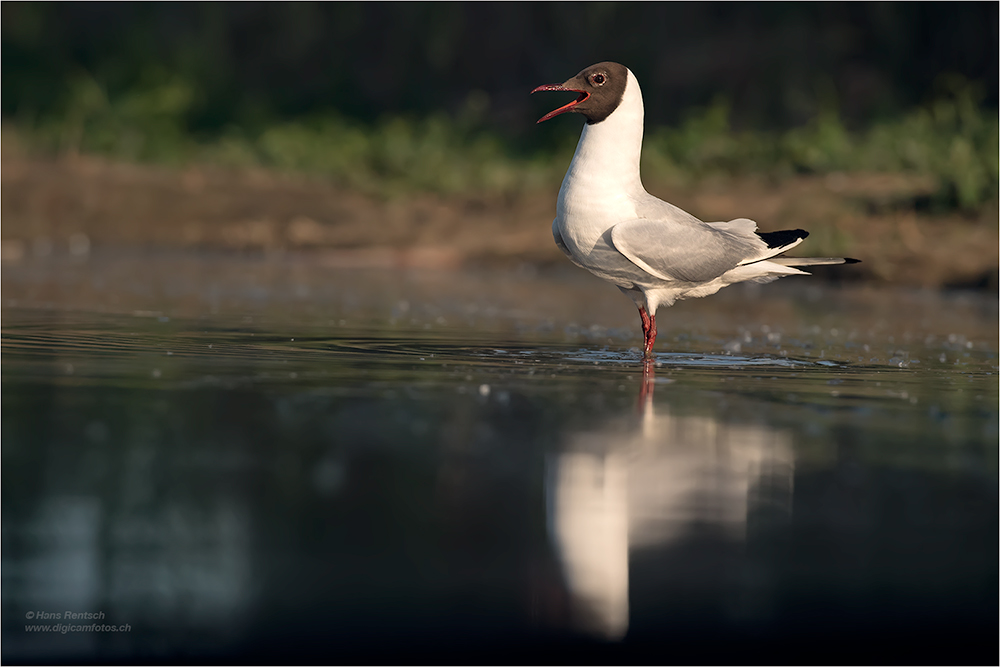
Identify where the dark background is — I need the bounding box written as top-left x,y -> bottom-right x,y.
3,2 -> 997,137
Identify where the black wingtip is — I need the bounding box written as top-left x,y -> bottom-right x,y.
756,229 -> 809,248
843,258 -> 861,264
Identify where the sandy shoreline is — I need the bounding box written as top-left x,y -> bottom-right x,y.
2,154 -> 996,290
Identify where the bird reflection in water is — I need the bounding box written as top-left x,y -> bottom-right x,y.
546,360 -> 794,640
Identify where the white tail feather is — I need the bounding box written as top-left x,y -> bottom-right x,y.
770,257 -> 853,267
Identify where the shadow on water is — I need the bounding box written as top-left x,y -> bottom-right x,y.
1,254 -> 997,663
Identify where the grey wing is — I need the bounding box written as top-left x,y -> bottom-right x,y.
706,217 -> 758,236
610,213 -> 765,283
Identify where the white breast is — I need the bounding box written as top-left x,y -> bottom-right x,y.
555,69 -> 647,257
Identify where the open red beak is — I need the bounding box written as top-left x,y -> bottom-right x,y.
531,84 -> 590,123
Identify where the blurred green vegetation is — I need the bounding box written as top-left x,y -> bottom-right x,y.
9,68 -> 997,212
643,77 -> 1000,211
4,4 -> 997,212
9,69 -> 562,198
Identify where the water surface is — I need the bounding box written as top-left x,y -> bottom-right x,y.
2,252 -> 997,663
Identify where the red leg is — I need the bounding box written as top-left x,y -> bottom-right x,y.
647,313 -> 657,357
639,307 -> 657,358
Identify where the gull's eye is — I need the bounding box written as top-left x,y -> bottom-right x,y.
591,73 -> 606,86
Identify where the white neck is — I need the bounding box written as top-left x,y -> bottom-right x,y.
557,68 -> 646,220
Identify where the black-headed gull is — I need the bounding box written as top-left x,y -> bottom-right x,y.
533,62 -> 858,357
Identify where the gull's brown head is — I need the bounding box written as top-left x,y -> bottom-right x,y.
531,61 -> 629,124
